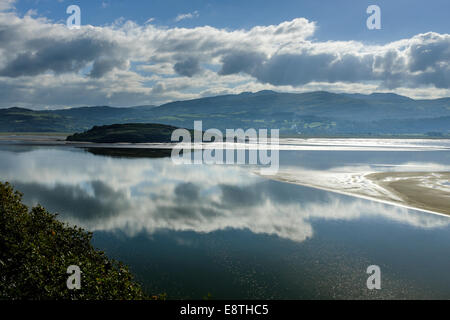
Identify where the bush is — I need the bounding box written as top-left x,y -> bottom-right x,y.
0,182 -> 148,300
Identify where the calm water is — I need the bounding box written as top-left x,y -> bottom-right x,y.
1,142 -> 450,299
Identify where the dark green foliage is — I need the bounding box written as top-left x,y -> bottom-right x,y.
85,147 -> 173,158
0,182 -> 148,300
66,123 -> 194,143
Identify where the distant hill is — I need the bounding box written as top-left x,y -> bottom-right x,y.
66,123 -> 191,143
1,91 -> 450,136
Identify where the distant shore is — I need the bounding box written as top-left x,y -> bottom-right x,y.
1,131 -> 450,140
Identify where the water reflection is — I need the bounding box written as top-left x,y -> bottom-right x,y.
0,146 -> 449,244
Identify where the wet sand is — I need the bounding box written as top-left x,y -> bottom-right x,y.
262,170 -> 450,216
367,172 -> 450,215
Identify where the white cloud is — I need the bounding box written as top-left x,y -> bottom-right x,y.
0,5 -> 449,108
0,0 -> 15,11
174,10 -> 199,22
145,17 -> 155,24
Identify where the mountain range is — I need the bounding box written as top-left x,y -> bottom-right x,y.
1,91 -> 449,137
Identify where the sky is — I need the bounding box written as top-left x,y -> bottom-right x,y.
0,0 -> 449,109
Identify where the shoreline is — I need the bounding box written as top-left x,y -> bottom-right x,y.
0,135 -> 449,152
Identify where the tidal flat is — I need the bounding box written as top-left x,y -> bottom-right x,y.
367,172 -> 450,216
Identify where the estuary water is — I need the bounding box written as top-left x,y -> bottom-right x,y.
0,139 -> 449,299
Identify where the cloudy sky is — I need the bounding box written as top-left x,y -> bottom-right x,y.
0,0 -> 449,109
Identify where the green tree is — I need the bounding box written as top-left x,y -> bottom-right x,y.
0,181 -> 148,300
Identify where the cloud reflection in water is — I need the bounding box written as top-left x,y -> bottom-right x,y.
1,147 -> 449,243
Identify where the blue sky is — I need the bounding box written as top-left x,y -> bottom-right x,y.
14,0 -> 449,42
1,0 -> 449,108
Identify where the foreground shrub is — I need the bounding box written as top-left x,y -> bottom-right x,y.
0,182 -> 148,300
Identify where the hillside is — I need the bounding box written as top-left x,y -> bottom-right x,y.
0,182 -> 148,299
1,91 -> 450,136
